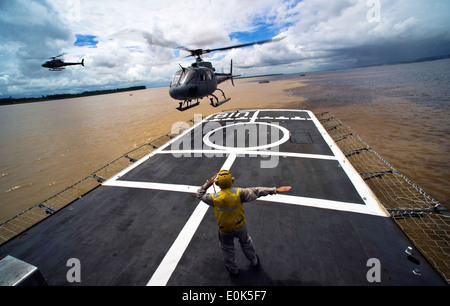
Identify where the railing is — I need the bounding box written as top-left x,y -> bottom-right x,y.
317,111 -> 449,283
0,117 -> 200,245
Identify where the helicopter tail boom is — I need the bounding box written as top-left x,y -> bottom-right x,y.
215,59 -> 240,85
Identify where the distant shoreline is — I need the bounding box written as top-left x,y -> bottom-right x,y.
0,85 -> 147,106
3,54 -> 449,106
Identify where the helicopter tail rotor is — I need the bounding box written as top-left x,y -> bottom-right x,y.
215,59 -> 240,85
231,59 -> 234,86
230,59 -> 241,86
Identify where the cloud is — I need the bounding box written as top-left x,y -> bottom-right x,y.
227,0 -> 450,73
0,0 -> 72,57
0,0 -> 74,92
1,0 -> 449,98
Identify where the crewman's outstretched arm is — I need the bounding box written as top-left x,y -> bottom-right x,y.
240,186 -> 291,203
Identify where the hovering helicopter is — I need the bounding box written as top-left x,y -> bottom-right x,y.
41,53 -> 85,71
169,38 -> 282,111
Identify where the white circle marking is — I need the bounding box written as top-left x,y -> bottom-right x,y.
203,122 -> 290,151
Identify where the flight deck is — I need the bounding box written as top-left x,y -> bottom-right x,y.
0,110 -> 446,286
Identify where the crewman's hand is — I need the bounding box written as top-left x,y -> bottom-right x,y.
276,186 -> 292,193
209,174 -> 217,184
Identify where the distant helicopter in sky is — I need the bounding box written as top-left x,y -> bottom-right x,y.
41,53 -> 85,71
169,38 -> 283,111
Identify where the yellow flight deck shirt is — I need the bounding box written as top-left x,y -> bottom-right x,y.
212,187 -> 245,232
197,181 -> 277,232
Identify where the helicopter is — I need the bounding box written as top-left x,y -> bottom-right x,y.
169,38 -> 282,111
41,53 -> 85,71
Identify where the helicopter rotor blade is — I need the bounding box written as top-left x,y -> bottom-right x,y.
54,52 -> 67,58
207,37 -> 284,53
178,37 -> 285,58
174,47 -> 207,58
114,28 -> 284,62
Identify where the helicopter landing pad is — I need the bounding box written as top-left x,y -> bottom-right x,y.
0,109 -> 446,287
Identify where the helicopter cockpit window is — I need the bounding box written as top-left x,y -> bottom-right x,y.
171,70 -> 182,86
179,69 -> 198,85
200,71 -> 206,82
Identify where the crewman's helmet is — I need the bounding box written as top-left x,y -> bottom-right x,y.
215,170 -> 235,189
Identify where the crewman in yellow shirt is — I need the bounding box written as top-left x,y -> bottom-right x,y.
197,169 -> 291,276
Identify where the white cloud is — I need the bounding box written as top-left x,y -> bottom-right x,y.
231,0 -> 450,73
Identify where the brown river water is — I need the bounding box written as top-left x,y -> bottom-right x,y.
1,59 -> 449,222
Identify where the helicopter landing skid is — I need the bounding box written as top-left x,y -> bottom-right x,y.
177,99 -> 200,111
209,89 -> 231,107
211,97 -> 231,107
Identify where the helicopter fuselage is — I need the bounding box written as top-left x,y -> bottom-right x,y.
169,63 -> 219,100
169,60 -> 235,111
42,59 -> 84,69
160,36 -> 279,110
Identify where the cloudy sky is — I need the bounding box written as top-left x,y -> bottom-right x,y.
1,0 -> 449,98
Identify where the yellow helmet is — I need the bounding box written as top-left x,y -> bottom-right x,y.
215,169 -> 235,189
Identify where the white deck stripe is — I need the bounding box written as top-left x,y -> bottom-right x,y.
146,153 -> 237,286
146,200 -> 210,286
104,180 -> 386,217
103,180 -> 198,193
250,110 -> 259,123
307,111 -> 389,217
158,150 -> 338,161
258,194 -> 386,216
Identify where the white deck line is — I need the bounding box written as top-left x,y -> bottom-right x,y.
103,113 -> 207,184
146,200 -> 210,286
250,110 -> 260,122
146,153 -> 237,286
103,180 -> 386,217
202,121 -> 291,151
159,150 -> 338,161
102,180 -> 198,193
307,111 -> 389,217
258,194 -> 386,216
